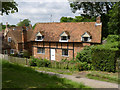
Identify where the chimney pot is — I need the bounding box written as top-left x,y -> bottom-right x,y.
96,16 -> 101,23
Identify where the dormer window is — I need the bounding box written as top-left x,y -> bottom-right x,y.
8,37 -> 11,42
81,32 -> 91,42
61,36 -> 68,40
35,32 -> 44,41
59,31 -> 70,42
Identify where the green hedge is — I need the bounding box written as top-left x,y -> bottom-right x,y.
92,47 -> 118,72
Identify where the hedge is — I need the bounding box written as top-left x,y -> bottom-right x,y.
92,46 -> 118,73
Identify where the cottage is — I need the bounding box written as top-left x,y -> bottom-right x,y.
2,16 -> 102,61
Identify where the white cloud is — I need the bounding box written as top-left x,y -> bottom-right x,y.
2,0 -> 80,25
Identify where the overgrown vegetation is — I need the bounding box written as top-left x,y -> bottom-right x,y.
2,59 -> 90,88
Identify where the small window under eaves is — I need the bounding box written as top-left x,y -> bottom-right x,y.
59,31 -> 70,42
35,32 -> 44,41
81,32 -> 91,42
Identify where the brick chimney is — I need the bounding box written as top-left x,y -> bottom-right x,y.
4,22 -> 9,37
22,25 -> 27,50
96,16 -> 101,23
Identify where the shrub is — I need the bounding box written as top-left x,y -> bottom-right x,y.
23,50 -> 31,58
92,46 -> 118,73
75,62 -> 89,71
76,46 -> 92,64
36,59 -> 51,67
106,35 -> 119,43
29,56 -> 37,66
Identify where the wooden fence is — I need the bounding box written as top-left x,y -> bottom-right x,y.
0,54 -> 30,65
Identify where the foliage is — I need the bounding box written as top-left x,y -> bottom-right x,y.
29,56 -> 38,66
36,59 -> 51,67
69,2 -> 116,17
91,45 -> 118,73
1,0 -> 18,15
106,35 -> 120,43
108,2 -> 120,35
17,19 -> 31,26
32,23 -> 37,29
60,16 -> 95,22
76,46 -> 92,64
22,50 -> 31,58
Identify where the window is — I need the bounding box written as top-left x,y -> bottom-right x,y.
82,37 -> 90,42
8,37 -> 11,42
36,36 -> 42,40
61,36 -> 67,40
4,50 -> 7,54
10,49 -> 14,54
37,47 -> 45,54
62,49 -> 68,56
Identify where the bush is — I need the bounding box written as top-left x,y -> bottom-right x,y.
36,59 -> 51,67
76,46 -> 92,64
106,35 -> 119,43
23,50 -> 31,58
29,56 -> 38,66
75,62 -> 89,71
92,46 -> 118,73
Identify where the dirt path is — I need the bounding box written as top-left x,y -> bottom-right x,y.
36,70 -> 119,88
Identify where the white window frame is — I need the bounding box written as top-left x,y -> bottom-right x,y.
35,32 -> 44,41
81,32 -> 91,42
37,47 -> 45,54
4,50 -> 7,54
59,36 -> 68,42
35,36 -> 43,41
8,37 -> 11,42
10,49 -> 14,54
62,49 -> 69,57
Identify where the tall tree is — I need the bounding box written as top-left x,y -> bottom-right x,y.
108,2 -> 120,35
0,0 -> 18,15
68,1 -> 116,17
17,19 -> 31,26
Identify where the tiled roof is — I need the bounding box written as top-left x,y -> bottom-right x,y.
8,26 -> 33,43
30,22 -> 102,43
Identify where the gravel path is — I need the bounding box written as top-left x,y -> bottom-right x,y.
36,70 -> 119,88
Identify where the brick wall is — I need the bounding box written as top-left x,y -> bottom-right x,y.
32,42 -> 91,61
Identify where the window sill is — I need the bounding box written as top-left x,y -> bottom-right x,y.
59,40 -> 68,42
62,55 -> 69,57
35,39 -> 43,41
37,53 -> 45,54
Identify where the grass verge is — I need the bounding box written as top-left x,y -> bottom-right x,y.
2,60 -> 91,88
86,71 -> 119,84
32,66 -> 77,75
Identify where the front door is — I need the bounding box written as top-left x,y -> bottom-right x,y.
51,49 -> 55,60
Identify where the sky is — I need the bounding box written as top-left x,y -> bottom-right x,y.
1,0 -> 82,26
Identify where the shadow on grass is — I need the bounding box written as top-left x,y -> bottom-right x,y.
2,60 -> 91,89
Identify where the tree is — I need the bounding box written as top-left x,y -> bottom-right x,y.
0,0 -> 18,15
60,16 -> 95,22
108,2 -> 120,35
68,1 -> 116,17
17,19 -> 31,26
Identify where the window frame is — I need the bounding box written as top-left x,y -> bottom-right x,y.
37,47 -> 45,54
8,37 -> 11,42
62,49 -> 68,56
4,50 -> 7,54
10,49 -> 14,54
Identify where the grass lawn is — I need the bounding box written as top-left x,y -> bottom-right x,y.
2,60 -> 91,88
32,66 -> 78,75
86,71 -> 119,84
